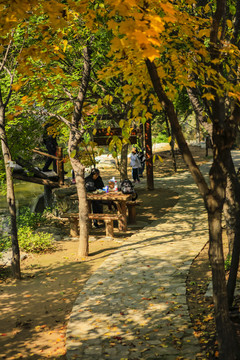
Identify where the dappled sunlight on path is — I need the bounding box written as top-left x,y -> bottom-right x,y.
66,159 -> 230,359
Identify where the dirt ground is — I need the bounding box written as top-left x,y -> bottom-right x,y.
1,144 -> 237,360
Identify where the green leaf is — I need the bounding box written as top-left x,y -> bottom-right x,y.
70,150 -> 76,158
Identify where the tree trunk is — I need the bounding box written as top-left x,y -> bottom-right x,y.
68,44 -> 92,259
70,153 -> 89,259
119,142 -> 128,181
145,118 -> 154,190
145,58 -> 239,359
223,174 -> 236,257
0,106 -> 21,279
206,160 -> 239,359
222,152 -> 240,308
165,113 -> 177,172
146,59 -> 208,197
186,86 -> 213,136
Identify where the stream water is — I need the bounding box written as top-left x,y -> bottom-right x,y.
0,181 -> 44,237
0,181 -> 44,212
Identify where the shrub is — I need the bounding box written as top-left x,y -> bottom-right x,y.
0,207 -> 56,255
18,226 -> 56,253
0,236 -> 11,253
17,207 -> 47,229
152,132 -> 169,143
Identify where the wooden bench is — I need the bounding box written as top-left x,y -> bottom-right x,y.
88,213 -> 122,237
126,200 -> 142,224
61,213 -> 79,237
61,212 -> 122,238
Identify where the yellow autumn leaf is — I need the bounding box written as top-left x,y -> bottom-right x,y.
119,120 -> 125,128
202,93 -> 215,101
21,95 -> 28,104
48,82 -> 54,89
198,29 -> 210,38
228,91 -> 240,100
11,83 -> 22,92
14,106 -> 23,111
211,58 -> 220,64
7,114 -> 14,120
70,150 -> 76,158
63,39 -> 68,52
157,155 -> 164,163
225,64 -> 230,73
227,19 -> 232,29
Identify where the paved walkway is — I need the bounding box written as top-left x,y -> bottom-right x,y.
66,152 -> 240,360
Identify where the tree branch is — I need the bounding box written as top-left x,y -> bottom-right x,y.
0,37 -> 13,73
146,58 -> 209,198
73,44 -> 92,127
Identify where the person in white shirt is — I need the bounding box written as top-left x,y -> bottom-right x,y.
130,147 -> 141,183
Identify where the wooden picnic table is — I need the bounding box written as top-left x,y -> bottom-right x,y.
87,191 -> 132,231
70,191 -> 132,231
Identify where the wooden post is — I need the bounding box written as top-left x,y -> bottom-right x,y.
69,218 -> 79,237
127,203 -> 137,224
44,185 -> 53,209
105,219 -> 114,237
145,119 -> 154,190
57,147 -> 64,186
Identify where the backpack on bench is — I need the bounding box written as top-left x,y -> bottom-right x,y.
120,179 -> 138,201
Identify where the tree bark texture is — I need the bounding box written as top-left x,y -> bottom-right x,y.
146,59 -> 209,197
69,153 -> 89,258
206,158 -> 239,359
145,118 -> 154,190
165,113 -> 177,172
186,87 -> 213,136
222,152 -> 240,308
223,174 -> 236,257
119,142 -> 128,181
0,106 -> 21,279
68,44 -> 92,258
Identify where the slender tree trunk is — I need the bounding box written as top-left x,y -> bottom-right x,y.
145,118 -> 154,190
223,152 -> 240,308
223,174 -> 236,256
165,113 -> 177,172
68,127 -> 89,258
186,87 -> 213,136
119,142 -> 128,181
68,44 -> 92,258
0,106 -> 21,279
206,160 -> 239,359
70,155 -> 89,259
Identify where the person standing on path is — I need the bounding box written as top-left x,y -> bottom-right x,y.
130,147 -> 141,183
138,148 -> 146,177
42,123 -> 58,172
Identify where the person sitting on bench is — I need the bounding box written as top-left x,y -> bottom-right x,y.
85,168 -> 104,228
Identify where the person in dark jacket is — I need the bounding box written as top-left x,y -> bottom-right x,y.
138,148 -> 146,177
42,123 -> 58,172
85,168 -> 104,228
